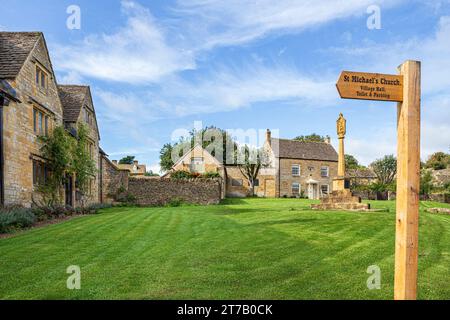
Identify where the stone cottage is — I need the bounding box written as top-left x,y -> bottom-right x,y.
112,159 -> 147,176
0,32 -> 104,207
166,130 -> 338,199
0,32 -> 65,207
58,85 -> 101,206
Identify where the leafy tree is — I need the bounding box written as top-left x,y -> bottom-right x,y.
159,143 -> 175,172
159,126 -> 238,172
236,146 -> 270,196
370,155 -> 397,185
73,124 -> 97,205
293,133 -> 327,143
420,170 -> 434,196
425,152 -> 450,170
345,154 -> 364,170
37,126 -> 75,205
119,155 -> 135,165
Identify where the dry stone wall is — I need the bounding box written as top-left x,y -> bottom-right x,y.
128,177 -> 222,206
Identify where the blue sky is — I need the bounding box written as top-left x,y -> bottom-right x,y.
2,0 -> 450,172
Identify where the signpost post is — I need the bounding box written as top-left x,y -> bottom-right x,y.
336,61 -> 421,300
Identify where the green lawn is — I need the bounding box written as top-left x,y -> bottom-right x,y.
0,198 -> 449,300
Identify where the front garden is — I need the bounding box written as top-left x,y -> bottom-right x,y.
0,198 -> 449,299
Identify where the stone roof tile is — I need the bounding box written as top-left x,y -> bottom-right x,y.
271,138 -> 338,162
58,85 -> 88,122
0,32 -> 41,79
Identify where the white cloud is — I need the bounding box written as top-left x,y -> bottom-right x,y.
147,163 -> 162,174
327,15 -> 450,95
53,0 -> 195,84
98,64 -> 337,120
175,0 -> 403,49
324,15 -> 450,162
52,0 -> 405,84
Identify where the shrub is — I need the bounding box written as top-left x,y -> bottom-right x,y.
115,192 -> 136,204
167,198 -> 184,207
32,205 -> 76,221
0,208 -> 36,233
203,171 -> 220,178
171,170 -> 193,179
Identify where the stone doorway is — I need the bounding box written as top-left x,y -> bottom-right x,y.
65,174 -> 73,207
307,181 -> 319,200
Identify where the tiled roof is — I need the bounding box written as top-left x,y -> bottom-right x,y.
271,138 -> 338,162
0,32 -> 41,79
58,85 -> 88,122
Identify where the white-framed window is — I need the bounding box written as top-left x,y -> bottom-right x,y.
190,157 -> 205,173
191,157 -> 204,164
321,184 -> 329,196
292,164 -> 300,176
292,182 -> 300,195
321,166 -> 329,177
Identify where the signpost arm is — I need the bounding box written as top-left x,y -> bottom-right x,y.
394,60 -> 421,300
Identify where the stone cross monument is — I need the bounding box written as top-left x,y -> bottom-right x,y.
333,113 -> 347,191
311,113 -> 369,211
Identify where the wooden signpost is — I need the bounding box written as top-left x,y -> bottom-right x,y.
336,71 -> 404,102
336,61 -> 421,300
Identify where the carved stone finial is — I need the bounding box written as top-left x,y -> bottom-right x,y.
337,113 -> 346,138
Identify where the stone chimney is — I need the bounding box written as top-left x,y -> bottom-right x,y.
112,160 -> 118,165
325,136 -> 331,144
133,160 -> 139,166
266,129 -> 272,145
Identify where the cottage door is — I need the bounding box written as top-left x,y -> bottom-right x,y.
65,175 -> 73,207
308,184 -> 318,199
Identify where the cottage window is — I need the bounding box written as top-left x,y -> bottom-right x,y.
253,179 -> 259,187
321,184 -> 329,196
231,179 -> 243,187
292,164 -> 300,176
35,65 -> 47,90
84,107 -> 92,125
292,183 -> 300,195
32,160 -> 50,186
33,108 -> 50,136
321,166 -> 329,177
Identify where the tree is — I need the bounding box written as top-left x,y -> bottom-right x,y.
425,152 -> 450,170
370,155 -> 397,186
119,155 -> 135,165
159,143 -> 175,172
293,133 -> 327,143
345,154 -> 364,170
236,145 -> 270,196
37,124 -> 96,207
72,124 -> 97,205
159,126 -> 238,172
37,126 -> 75,205
420,170 -> 434,196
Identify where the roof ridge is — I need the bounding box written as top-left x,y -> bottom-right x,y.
0,31 -> 42,35
271,137 -> 329,144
